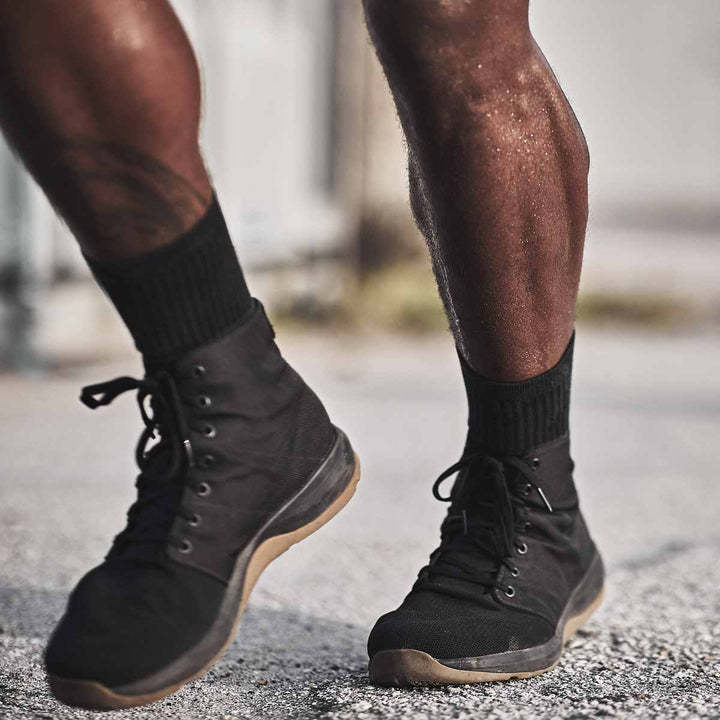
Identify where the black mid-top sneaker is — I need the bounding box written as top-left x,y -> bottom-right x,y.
45,301 -> 359,710
368,436 -> 603,685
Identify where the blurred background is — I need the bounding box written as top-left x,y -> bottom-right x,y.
1,2 -> 719,718
0,0 -> 718,364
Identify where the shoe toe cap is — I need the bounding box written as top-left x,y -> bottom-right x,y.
368,591 -> 554,661
45,558 -> 224,688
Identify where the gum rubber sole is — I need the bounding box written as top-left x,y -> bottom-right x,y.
48,449 -> 360,711
369,585 -> 605,686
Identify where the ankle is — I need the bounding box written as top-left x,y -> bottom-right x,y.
87,196 -> 253,365
460,334 -> 574,455
154,300 -> 336,459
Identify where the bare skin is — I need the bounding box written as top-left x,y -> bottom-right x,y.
363,0 -> 590,380
0,0 -> 211,261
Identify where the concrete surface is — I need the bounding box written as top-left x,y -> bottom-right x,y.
1,327 -> 719,719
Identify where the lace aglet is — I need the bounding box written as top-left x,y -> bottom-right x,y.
537,487 -> 553,513
183,439 -> 195,468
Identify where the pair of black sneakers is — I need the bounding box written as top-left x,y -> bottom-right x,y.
44,301 -> 603,709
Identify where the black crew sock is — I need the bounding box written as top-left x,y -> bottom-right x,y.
87,195 -> 253,364
460,334 -> 574,455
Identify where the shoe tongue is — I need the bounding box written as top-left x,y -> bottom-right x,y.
142,353 -> 178,377
454,452 -> 521,549
451,464 -> 496,503
142,440 -> 175,475
110,439 -> 186,559
431,471 -> 508,580
424,531 -> 501,606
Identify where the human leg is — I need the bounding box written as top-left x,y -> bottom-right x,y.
0,2 -> 358,707
363,0 -> 602,685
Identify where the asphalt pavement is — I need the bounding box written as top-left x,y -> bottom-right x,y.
1,327 -> 719,719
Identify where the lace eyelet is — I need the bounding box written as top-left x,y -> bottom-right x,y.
202,424 -> 216,438
532,457 -> 541,469
505,586 -> 516,598
178,539 -> 193,554
510,566 -> 519,577
188,513 -> 201,527
197,395 -> 212,408
196,482 -> 211,497
192,365 -> 206,378
524,483 -> 532,496
516,542 -> 528,555
201,454 -> 215,469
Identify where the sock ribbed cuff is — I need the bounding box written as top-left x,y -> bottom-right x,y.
87,195 -> 252,363
460,334 -> 574,454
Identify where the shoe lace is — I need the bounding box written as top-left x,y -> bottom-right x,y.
80,372 -> 198,554
413,450 -> 554,599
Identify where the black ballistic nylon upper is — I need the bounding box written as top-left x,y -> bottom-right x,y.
157,303 -> 335,581
367,437 -> 597,660
45,559 -> 223,686
368,335 -> 600,662
45,302 -> 336,686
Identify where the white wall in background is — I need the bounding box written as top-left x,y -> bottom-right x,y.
531,0 -> 720,217
176,0 -> 344,266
